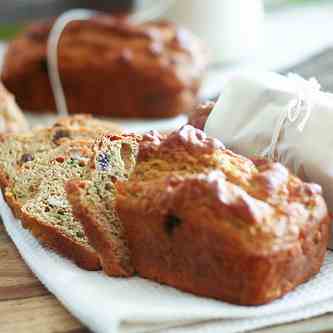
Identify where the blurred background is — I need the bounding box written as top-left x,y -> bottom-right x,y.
1,0 -> 333,96
0,0 -> 328,38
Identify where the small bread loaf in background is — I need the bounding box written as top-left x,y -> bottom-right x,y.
1,16 -> 208,118
0,82 -> 28,133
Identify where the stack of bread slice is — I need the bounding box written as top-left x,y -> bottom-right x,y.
0,115 -> 135,269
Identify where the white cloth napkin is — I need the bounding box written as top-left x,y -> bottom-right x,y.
1,191 -> 333,333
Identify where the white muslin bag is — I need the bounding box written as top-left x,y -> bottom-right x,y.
204,72 -> 333,245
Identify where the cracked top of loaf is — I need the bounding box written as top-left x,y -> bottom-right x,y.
117,125 -> 328,255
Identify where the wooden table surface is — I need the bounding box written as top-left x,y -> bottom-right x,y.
0,223 -> 88,333
1,221 -> 333,333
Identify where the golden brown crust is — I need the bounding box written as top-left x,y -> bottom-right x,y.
3,190 -> 23,219
0,167 -> 11,190
117,172 -> 330,305
66,180 -> 134,276
2,16 -> 208,118
138,125 -> 224,161
116,126 -> 331,305
19,205 -> 101,270
119,204 -> 329,305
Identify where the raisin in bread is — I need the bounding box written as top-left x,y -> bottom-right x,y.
0,115 -> 121,269
66,133 -> 139,276
2,16 -> 208,118
116,125 -> 330,305
0,82 -> 28,133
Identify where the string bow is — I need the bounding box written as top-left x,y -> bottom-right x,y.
263,73 -> 321,162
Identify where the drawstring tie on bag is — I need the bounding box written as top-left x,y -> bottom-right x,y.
262,73 -> 321,162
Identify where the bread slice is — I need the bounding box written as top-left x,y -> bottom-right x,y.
0,115 -> 121,269
116,126 -> 330,305
0,114 -> 120,189
66,133 -> 139,276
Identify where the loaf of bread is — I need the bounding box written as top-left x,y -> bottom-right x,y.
66,133 -> 139,277
0,115 -> 122,269
0,82 -> 28,133
2,117 -> 329,304
1,16 -> 207,118
115,125 -> 330,305
65,125 -> 229,276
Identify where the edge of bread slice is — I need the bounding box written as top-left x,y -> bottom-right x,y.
0,115 -> 121,270
66,133 -> 139,277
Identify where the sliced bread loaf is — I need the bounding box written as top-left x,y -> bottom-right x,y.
116,126 -> 330,305
0,115 -> 121,269
66,126 -> 230,276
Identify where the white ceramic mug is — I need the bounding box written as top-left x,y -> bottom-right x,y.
134,0 -> 264,64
